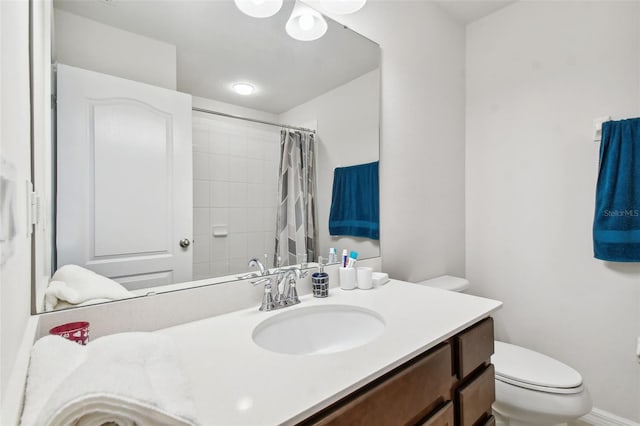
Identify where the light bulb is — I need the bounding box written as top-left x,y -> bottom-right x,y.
286,0 -> 327,41
234,0 -> 282,18
298,14 -> 314,31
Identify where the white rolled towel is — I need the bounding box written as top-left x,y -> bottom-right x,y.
21,333 -> 200,426
45,265 -> 134,310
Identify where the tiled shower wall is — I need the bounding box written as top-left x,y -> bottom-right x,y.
192,114 -> 280,280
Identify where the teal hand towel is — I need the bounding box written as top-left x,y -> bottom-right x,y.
329,161 -> 379,240
593,118 -> 640,261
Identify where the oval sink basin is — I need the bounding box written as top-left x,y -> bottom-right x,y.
252,305 -> 385,355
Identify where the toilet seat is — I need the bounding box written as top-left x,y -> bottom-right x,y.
496,374 -> 584,394
493,341 -> 584,395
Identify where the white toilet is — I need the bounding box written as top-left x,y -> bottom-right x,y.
416,276 -> 592,426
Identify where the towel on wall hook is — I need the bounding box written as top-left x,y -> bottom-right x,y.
593,117 -> 640,261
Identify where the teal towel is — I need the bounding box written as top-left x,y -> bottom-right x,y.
593,118 -> 640,261
329,161 -> 379,240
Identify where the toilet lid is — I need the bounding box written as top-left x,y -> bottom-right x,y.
493,341 -> 583,394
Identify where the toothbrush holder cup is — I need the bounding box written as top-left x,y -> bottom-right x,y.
339,267 -> 357,290
357,267 -> 373,290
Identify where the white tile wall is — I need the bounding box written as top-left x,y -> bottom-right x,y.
192,115 -> 280,279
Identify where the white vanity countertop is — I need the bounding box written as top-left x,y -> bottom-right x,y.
158,280 -> 502,426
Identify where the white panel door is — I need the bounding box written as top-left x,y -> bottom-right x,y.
56,64 -> 192,289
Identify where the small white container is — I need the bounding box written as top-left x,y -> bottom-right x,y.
339,267 -> 357,290
372,272 -> 389,287
357,267 -> 373,290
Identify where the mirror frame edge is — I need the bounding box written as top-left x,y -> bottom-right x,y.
29,0 -> 54,315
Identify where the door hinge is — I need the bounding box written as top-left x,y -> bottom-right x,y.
27,181 -> 40,232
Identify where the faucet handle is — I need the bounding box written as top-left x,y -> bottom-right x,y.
251,277 -> 277,311
286,275 -> 301,305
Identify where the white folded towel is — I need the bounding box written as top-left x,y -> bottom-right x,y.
45,265 -> 134,311
21,332 -> 199,426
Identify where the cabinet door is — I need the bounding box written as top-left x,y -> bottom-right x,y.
419,402 -> 454,426
306,343 -> 455,426
456,364 -> 495,426
455,317 -> 494,379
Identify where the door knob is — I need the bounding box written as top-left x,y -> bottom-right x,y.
179,238 -> 191,248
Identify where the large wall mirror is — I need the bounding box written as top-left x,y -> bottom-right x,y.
32,0 -> 380,313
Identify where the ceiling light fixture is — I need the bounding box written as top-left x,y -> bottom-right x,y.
234,0 -> 283,18
286,0 -> 328,42
318,0 -> 366,15
232,82 -> 256,95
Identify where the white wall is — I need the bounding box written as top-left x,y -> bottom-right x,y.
279,69 -> 381,261
466,1 -> 640,421
0,0 -> 33,407
54,9 -> 177,90
327,2 -> 466,281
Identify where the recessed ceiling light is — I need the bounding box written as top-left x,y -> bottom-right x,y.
232,82 -> 256,95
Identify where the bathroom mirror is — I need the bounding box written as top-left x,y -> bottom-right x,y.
32,0 -> 380,312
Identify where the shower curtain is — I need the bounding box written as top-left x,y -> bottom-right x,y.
275,129 -> 317,266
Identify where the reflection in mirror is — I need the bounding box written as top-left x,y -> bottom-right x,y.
33,0 -> 380,312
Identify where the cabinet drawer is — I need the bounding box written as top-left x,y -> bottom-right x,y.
457,364 -> 495,426
306,343 -> 455,426
456,317 -> 494,379
418,401 -> 454,426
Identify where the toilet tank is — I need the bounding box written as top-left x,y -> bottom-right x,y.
415,275 -> 470,292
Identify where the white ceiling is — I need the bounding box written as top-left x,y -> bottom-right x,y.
54,0 -> 380,114
434,0 -> 516,24
52,0 -> 516,114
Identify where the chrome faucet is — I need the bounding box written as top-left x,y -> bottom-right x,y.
248,256 -> 268,276
251,265 -> 304,312
275,269 -> 301,307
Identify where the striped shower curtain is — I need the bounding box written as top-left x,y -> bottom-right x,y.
274,129 -> 317,266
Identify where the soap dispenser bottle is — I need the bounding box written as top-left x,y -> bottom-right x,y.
312,256 -> 329,298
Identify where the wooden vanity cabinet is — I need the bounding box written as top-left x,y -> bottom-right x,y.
300,317 -> 495,426
302,343 -> 455,426
453,318 -> 495,426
